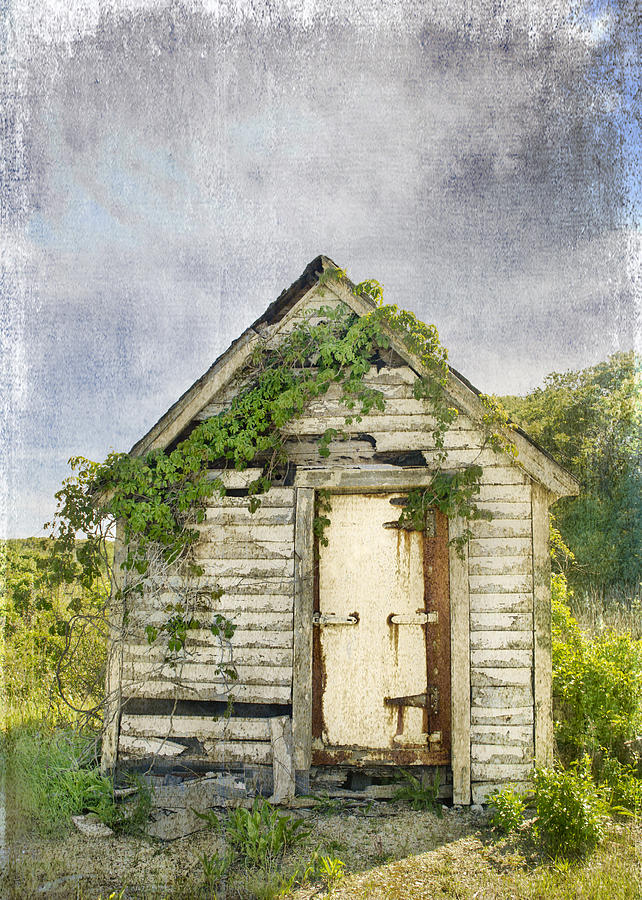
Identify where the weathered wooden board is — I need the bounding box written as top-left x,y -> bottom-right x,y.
119,740 -> 274,766
120,714 -> 272,742
475,484 -> 531,502
468,557 -> 532,576
470,613 -> 533,632
470,631 -> 533,650
470,519 -> 532,539
195,558 -> 295,579
470,724 -> 534,746
124,661 -> 293,686
471,705 -> 534,726
205,468 -> 264,488
128,610 -> 294,632
469,574 -> 533,593
118,736 -> 188,758
204,487 -> 295,508
472,781 -> 532,804
123,646 -> 293,668
471,762 -> 534,781
204,507 -> 295,525
292,488 -> 315,772
449,516 -> 471,805
469,593 -> 533,614
191,542 -> 294,560
470,649 -> 532,668
195,524 -> 295,543
472,684 -> 534,708
469,538 -> 532,558
283,415 -> 484,444
470,668 -> 532,687
532,482 -> 554,767
474,502 -> 532,520
121,681 -> 292,703
471,743 -> 532,764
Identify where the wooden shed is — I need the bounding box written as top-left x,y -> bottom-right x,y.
103,256 -> 579,805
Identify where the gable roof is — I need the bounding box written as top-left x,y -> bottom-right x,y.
130,256 -> 579,499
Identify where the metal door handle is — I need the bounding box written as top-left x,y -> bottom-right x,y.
389,612 -> 438,625
313,612 -> 359,626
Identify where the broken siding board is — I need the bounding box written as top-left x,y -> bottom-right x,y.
122,742 -> 273,766
205,468 -> 264,488
295,467 -> 526,490
120,714 -> 272,742
284,416 -> 484,443
469,594 -> 533,613
471,706 -> 534,726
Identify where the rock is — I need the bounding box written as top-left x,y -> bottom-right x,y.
71,814 -> 113,838
470,804 -> 484,815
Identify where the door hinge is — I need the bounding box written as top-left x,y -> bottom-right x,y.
388,611 -> 438,625
313,612 -> 359,626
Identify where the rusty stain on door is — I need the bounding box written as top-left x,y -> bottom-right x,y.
311,493 -> 450,766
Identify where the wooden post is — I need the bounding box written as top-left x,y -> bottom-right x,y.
532,482 -> 553,767
292,488 -> 315,773
101,522 -> 126,774
449,516 -> 471,804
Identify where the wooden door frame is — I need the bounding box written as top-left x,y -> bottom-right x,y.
292,468 -> 471,804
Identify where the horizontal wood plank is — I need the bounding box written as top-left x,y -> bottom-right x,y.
469,538 -> 532,558
471,706 -> 534,726
121,681 -> 292,703
470,631 -> 533,650
470,613 -> 533,632
120,714 -> 272,742
469,557 -> 532,576
469,574 -> 533,593
471,667 -> 532,687
470,724 -> 534,746
472,684 -> 534,708
469,593 -> 533,614
470,648 -> 533,668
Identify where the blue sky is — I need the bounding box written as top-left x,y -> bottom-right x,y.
1,0 -> 639,538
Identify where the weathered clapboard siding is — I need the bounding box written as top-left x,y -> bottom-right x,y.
118,487 -> 296,766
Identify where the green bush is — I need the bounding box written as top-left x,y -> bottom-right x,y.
488,787 -> 526,834
225,798 -> 308,868
601,755 -> 642,820
533,759 -> 609,858
552,595 -> 642,766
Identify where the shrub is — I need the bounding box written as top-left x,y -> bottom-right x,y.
552,596 -> 642,766
225,798 -> 308,868
532,759 -> 609,858
488,787 -> 526,834
601,755 -> 642,820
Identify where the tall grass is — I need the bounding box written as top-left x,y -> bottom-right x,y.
4,725 -> 112,836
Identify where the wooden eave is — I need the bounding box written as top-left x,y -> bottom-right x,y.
129,257 -> 579,500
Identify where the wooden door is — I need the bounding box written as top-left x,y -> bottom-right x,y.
311,492 -> 451,766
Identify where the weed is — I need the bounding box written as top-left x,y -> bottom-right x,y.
488,787 -> 527,834
600,755 -> 642,819
200,849 -> 232,894
225,798 -> 309,869
317,855 -> 346,892
533,758 -> 610,858
393,768 -> 442,814
313,792 -> 344,815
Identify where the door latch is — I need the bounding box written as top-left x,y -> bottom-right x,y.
388,612 -> 438,625
313,612 -> 359,626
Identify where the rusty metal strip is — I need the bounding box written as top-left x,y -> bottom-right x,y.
423,509 -> 451,756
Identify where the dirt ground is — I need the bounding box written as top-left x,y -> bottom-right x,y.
2,801 -> 641,899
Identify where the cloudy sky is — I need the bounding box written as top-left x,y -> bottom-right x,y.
1,0 -> 639,537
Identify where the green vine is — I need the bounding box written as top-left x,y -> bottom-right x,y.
49,267 -> 517,661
